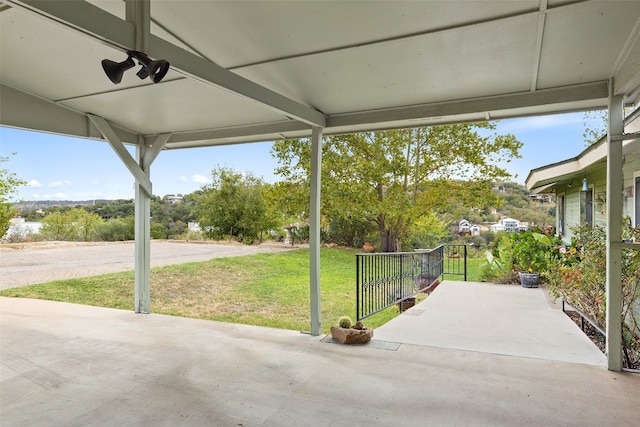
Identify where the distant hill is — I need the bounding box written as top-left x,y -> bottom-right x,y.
13,199 -> 126,210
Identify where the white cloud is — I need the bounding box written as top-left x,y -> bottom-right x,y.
501,114 -> 583,133
192,174 -> 210,184
28,179 -> 41,187
179,176 -> 187,182
48,180 -> 71,188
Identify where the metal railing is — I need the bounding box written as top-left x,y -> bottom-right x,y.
356,244 -> 467,320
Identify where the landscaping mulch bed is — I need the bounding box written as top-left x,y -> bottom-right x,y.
565,310 -> 606,353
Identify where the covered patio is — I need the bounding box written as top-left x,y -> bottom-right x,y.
2,281 -> 637,426
2,1 -> 640,371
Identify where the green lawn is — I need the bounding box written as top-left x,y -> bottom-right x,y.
445,256 -> 484,282
0,247 -> 484,333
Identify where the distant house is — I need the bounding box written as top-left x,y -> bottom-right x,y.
458,219 -> 480,236
166,195 -> 183,205
528,194 -> 552,203
5,217 -> 42,241
489,223 -> 504,233
525,112 -> 640,243
458,219 -> 472,233
488,217 -> 526,233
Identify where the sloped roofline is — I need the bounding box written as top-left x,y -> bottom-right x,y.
525,108 -> 640,191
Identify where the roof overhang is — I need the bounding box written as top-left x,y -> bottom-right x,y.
525,111 -> 640,192
2,0 -> 640,149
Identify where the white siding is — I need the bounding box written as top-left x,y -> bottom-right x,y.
623,154 -> 640,224
557,147 -> 640,241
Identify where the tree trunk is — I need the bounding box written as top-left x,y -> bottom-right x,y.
379,226 -> 401,252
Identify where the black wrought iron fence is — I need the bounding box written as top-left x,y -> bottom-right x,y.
356,244 -> 467,320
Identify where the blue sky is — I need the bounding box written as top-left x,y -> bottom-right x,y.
1,111 -> 602,201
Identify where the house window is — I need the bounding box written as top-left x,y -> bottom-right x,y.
581,189 -> 593,225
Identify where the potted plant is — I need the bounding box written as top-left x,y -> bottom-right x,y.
330,316 -> 374,344
511,231 -> 553,288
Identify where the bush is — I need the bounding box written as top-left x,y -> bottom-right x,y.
544,221 -> 639,369
511,231 -> 555,272
480,234 -> 516,283
96,218 -> 134,241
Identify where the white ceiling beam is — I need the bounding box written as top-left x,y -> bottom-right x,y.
0,83 -> 138,143
143,133 -> 170,167
88,114 -> 152,196
162,120 -> 310,147
530,0 -> 548,92
126,0 -> 150,52
162,82 -> 610,149
327,82 -> 609,129
10,0 -> 326,128
611,16 -> 640,101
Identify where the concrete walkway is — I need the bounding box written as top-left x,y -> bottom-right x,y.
375,281 -> 607,366
1,285 -> 638,426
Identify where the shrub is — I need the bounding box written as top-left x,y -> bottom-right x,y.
480,234 -> 516,283
511,231 -> 555,272
544,221 -> 639,369
96,218 -> 134,241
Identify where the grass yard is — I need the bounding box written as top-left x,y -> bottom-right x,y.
0,247 -> 485,334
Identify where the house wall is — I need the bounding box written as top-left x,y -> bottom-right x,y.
557,145 -> 640,243
624,154 -> 640,227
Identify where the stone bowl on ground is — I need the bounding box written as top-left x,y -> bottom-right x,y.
330,325 -> 374,344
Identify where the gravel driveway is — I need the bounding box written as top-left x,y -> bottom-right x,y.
0,241 -> 299,290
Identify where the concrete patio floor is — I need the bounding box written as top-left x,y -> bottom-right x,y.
1,282 -> 638,426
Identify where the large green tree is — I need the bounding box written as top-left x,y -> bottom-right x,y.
195,166 -> 278,244
272,124 -> 521,252
0,155 -> 27,239
40,208 -> 103,241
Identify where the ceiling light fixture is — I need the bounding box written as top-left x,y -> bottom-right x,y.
102,51 -> 170,84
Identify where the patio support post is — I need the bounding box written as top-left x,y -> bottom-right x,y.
134,141 -> 151,313
309,126 -> 323,336
133,134 -> 168,313
605,81 -> 624,372
88,114 -> 168,313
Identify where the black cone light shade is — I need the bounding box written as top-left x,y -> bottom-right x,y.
130,51 -> 170,83
101,57 -> 136,84
101,51 -> 170,84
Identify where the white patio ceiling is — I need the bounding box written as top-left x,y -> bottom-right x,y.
2,0 -> 640,149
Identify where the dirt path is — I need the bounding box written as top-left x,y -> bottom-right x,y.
0,240 -> 301,290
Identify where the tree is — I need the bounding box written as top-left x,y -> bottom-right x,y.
582,109 -> 607,146
195,166 -> 278,244
0,155 -> 27,239
272,124 -> 521,252
40,208 -> 103,241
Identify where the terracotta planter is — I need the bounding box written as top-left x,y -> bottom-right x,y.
362,242 -> 375,253
330,325 -> 374,344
